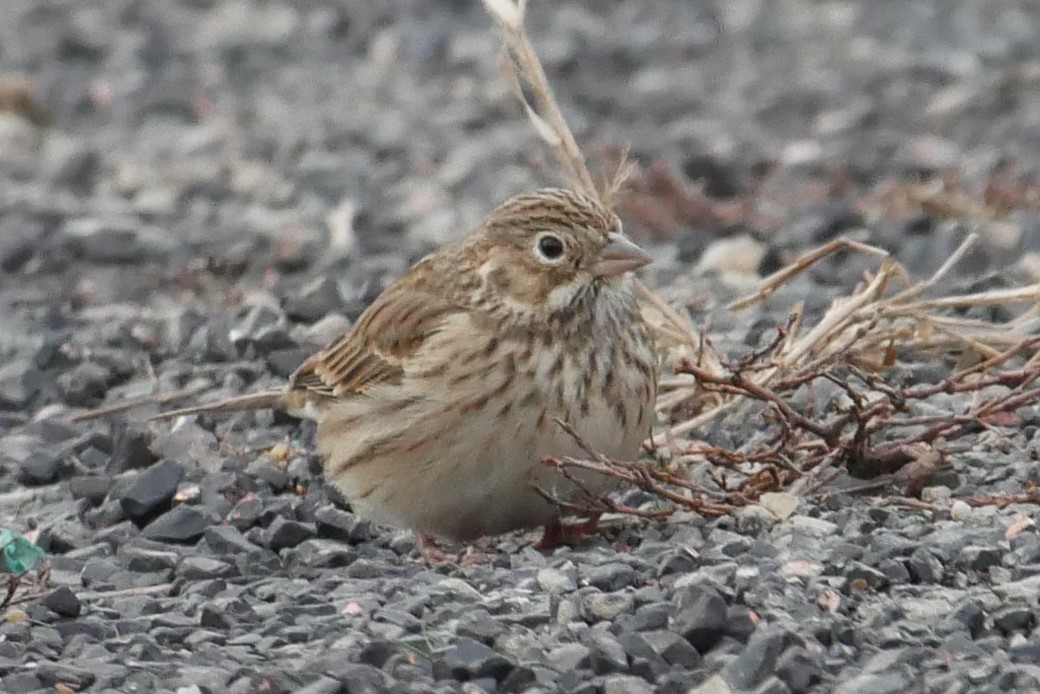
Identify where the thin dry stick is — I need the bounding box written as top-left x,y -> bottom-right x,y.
728,238 -> 892,311
885,232 -> 979,305
896,285 -> 1040,312
484,0 -> 596,197
68,382 -> 211,422
80,583 -> 176,601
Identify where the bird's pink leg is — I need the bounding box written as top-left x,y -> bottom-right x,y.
533,513 -> 603,549
416,532 -> 456,564
415,532 -> 489,565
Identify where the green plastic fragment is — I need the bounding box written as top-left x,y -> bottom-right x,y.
0,528 -> 46,575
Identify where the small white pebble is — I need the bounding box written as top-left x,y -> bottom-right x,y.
537,567 -> 576,594
759,491 -> 800,521
950,500 -> 972,521
695,235 -> 766,276
435,577 -> 483,600
921,485 -> 953,503
554,597 -> 581,625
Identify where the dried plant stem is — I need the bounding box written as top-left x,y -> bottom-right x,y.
483,0 -> 595,197
68,382 -> 211,422
728,238 -> 892,311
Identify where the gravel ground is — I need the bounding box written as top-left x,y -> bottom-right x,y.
3,1 -> 1040,693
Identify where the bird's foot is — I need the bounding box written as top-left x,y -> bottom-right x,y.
532,514 -> 602,550
416,533 -> 488,566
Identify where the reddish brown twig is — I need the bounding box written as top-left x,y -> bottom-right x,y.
538,320 -> 1040,521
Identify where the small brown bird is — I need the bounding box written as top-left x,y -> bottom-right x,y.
156,188 -> 658,555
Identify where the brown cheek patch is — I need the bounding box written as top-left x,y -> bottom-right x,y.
487,266 -> 513,294
521,270 -> 555,306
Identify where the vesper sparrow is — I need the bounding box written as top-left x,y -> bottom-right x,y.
157,188 -> 658,553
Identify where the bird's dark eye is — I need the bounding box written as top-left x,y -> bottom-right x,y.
536,234 -> 565,261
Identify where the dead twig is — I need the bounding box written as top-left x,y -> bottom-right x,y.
68,382 -> 211,422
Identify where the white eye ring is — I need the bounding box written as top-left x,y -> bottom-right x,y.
534,232 -> 566,263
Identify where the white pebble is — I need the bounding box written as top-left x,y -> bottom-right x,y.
950,500 -> 972,521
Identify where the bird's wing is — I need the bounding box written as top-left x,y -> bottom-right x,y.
289,283 -> 466,400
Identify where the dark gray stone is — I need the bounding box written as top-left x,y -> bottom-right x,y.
69,474 -> 112,505
230,304 -> 293,354
34,661 -> 97,688
674,589 -> 728,652
178,556 -> 234,580
434,636 -> 514,681
64,221 -> 147,264
724,628 -> 792,689
313,504 -> 358,542
52,146 -> 100,195
122,547 -> 176,573
119,459 -> 184,522
246,457 -> 291,492
585,562 -> 637,591
843,563 -> 889,593
325,663 -> 389,692
227,495 -> 264,530
641,630 -> 701,668
724,605 -> 758,643
775,646 -> 822,693
17,450 -> 63,485
907,548 -> 945,584
56,361 -> 112,406
42,586 -> 81,618
284,275 -> 345,322
877,558 -> 911,584
950,601 -> 986,639
546,643 -> 591,673
107,425 -> 156,473
1011,640 -> 1040,665
291,539 -> 357,569
265,517 -> 317,551
616,632 -> 670,678
141,504 -> 208,543
623,602 -> 670,632
957,545 -> 1003,573
499,665 -> 537,693
203,525 -> 267,557
457,613 -> 507,644
586,632 -> 629,675
0,359 -> 34,408
994,606 -> 1035,633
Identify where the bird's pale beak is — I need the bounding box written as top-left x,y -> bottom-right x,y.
594,232 -> 652,278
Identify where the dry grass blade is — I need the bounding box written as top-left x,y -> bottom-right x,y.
67,382 -> 212,422
599,144 -> 636,210
728,238 -> 892,312
483,0 -> 595,197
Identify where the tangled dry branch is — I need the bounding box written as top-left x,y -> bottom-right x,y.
541,323 -> 1040,518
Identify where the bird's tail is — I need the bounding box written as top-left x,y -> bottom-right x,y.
149,390 -> 287,421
